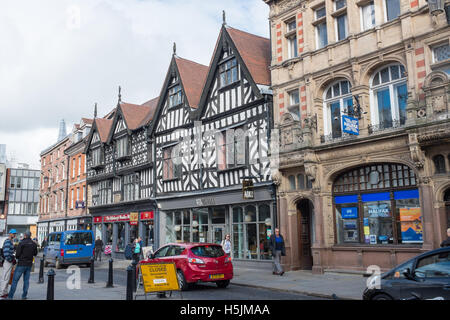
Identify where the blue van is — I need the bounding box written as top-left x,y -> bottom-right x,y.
44,230 -> 94,269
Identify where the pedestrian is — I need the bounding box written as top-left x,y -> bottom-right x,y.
440,228 -> 450,247
1,229 -> 17,299
94,237 -> 104,261
8,231 -> 37,300
40,237 -> 48,253
221,234 -> 232,258
269,228 -> 286,276
138,237 -> 144,259
132,238 -> 141,264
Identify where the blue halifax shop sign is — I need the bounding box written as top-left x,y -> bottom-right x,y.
342,115 -> 359,135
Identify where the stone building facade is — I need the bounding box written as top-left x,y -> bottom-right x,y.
264,0 -> 450,272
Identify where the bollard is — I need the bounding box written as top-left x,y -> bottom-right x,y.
38,257 -> 45,284
88,257 -> 95,283
126,265 -> 134,300
106,258 -> 114,288
131,260 -> 137,292
46,269 -> 55,300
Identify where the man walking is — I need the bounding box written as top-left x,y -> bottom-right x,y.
441,228 -> 450,247
95,237 -> 104,261
1,229 -> 17,299
269,228 -> 286,276
8,231 -> 37,300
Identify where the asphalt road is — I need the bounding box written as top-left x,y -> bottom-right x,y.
27,264 -> 328,300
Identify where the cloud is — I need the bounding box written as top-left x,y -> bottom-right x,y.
0,0 -> 269,167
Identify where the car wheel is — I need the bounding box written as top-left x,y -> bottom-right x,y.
216,280 -> 230,289
176,270 -> 189,291
372,293 -> 392,300
44,260 -> 49,267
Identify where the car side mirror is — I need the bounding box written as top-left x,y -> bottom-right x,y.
402,268 -> 417,281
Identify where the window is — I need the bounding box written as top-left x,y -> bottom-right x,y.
334,164 -> 421,245
432,43 -> 450,63
288,90 -> 300,119
219,58 -> 238,87
370,64 -> 407,130
385,0 -> 400,22
335,13 -> 348,41
64,232 -> 93,245
168,84 -> 183,108
78,156 -> 81,176
72,158 -> 76,178
415,251 -> 450,278
116,136 -> 129,158
123,173 -> 139,202
191,245 -> 225,258
433,155 -> 446,174
286,19 -> 298,59
315,6 -> 328,49
335,0 -> 346,10
323,80 -> 353,139
289,175 -> 296,190
163,147 -> 182,180
361,2 -> 375,31
216,127 -> 247,170
91,148 -> 103,167
71,189 -> 74,209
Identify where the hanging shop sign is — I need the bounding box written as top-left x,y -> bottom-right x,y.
242,179 -> 254,200
342,115 -> 359,135
400,208 -> 423,243
140,211 -> 154,220
130,212 -> 139,226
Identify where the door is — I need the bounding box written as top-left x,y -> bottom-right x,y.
63,231 -> 94,260
211,225 -> 226,245
297,200 -> 313,270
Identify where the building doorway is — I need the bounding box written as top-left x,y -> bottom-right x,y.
297,199 -> 313,270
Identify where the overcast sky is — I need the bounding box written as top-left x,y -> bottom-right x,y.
0,0 -> 269,169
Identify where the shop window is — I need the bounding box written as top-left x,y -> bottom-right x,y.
116,223 -> 125,252
433,155 -> 446,174
333,163 -> 421,245
192,208 -> 209,243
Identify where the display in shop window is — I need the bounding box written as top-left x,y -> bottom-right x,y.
400,207 -> 423,243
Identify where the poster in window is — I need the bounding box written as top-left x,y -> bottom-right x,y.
399,208 -> 423,243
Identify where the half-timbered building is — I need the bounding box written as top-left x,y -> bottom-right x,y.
85,97 -> 158,257
151,23 -> 276,267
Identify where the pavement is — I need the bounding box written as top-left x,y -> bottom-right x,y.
1,256 -> 367,300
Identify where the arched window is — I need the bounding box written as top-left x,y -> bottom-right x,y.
288,175 -> 296,190
323,80 -> 353,139
370,64 -> 407,130
433,155 -> 446,174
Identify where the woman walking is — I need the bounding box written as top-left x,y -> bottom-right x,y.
221,234 -> 232,258
269,228 -> 285,276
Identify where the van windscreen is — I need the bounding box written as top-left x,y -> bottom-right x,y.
64,232 -> 93,245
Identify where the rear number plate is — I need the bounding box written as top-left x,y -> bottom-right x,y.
66,250 -> 77,254
210,274 -> 224,280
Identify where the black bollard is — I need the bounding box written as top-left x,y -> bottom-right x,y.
126,265 -> 134,300
131,260 -> 137,292
38,257 -> 44,284
46,269 -> 55,300
106,258 -> 114,288
88,257 -> 95,283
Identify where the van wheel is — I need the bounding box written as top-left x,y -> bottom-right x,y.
176,270 -> 189,291
216,280 -> 230,289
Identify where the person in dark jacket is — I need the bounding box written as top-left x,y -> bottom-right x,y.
8,231 -> 37,300
440,228 -> 450,247
269,228 -> 286,276
94,237 -> 104,261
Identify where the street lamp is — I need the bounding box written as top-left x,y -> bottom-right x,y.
427,0 -> 445,15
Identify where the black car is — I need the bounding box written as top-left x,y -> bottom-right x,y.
363,247 -> 450,300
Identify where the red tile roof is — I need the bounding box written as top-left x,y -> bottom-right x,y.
226,27 -> 271,86
175,57 -> 208,108
94,118 -> 113,143
119,102 -> 154,130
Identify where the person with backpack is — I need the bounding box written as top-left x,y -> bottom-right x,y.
124,239 -> 134,260
8,231 -> 37,300
133,238 -> 141,263
1,230 -> 17,299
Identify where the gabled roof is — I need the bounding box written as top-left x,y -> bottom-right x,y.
95,118 -> 113,143
175,57 -> 208,108
226,26 -> 271,86
119,102 -> 153,130
140,96 -> 159,127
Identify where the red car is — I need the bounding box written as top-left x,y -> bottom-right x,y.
141,242 -> 233,290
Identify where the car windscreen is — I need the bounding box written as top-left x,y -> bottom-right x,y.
190,245 -> 225,258
64,232 -> 93,246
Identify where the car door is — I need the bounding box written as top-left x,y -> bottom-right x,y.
410,250 -> 450,299
151,245 -> 171,263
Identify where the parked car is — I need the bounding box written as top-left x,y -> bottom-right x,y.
142,242 -> 233,291
44,230 -> 95,269
363,247 -> 450,300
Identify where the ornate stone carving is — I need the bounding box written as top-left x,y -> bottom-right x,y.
408,133 -> 425,169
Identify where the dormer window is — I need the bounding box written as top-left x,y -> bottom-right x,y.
219,58 -> 238,87
168,84 -> 183,108
116,136 -> 130,160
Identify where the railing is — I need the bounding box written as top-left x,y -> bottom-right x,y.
320,132 -> 356,143
368,120 -> 404,134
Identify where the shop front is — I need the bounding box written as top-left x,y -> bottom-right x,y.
92,209 -> 156,259
158,184 -> 276,267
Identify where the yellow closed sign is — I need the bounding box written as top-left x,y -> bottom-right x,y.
140,262 -> 180,293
